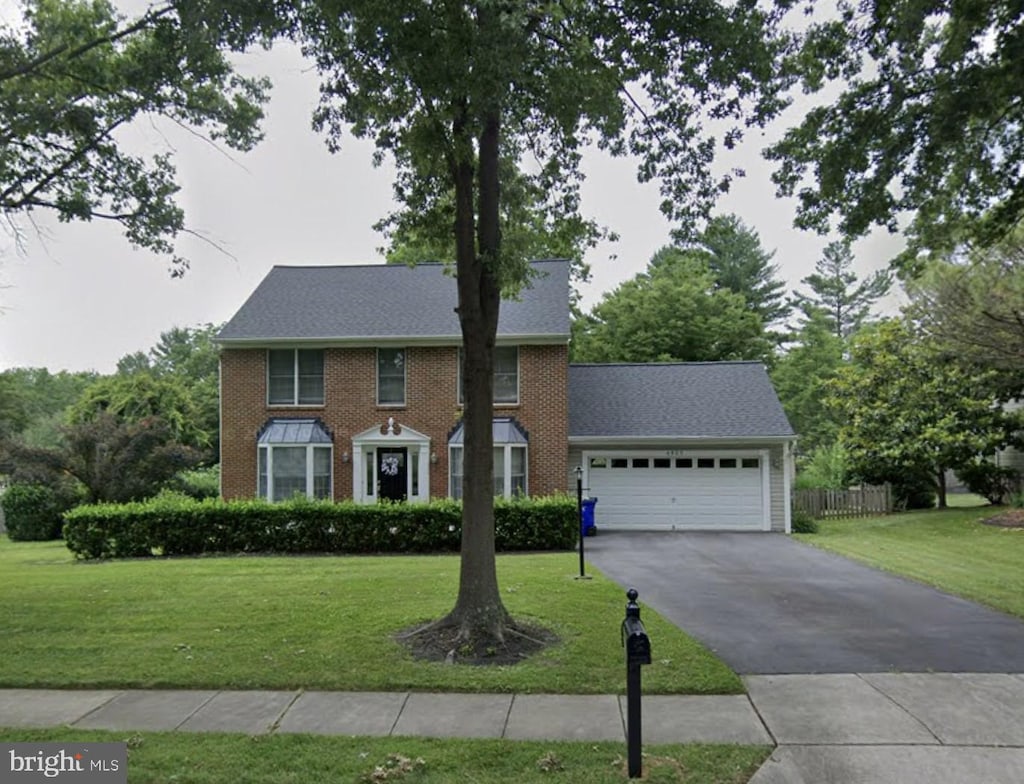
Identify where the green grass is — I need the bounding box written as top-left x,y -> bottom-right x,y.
943,492 -> 990,508
0,539 -> 739,694
795,505 -> 1024,618
0,729 -> 770,784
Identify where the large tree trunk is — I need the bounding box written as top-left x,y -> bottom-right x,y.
936,469 -> 948,509
438,105 -> 511,640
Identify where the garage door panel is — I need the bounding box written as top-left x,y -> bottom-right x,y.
586,454 -> 765,531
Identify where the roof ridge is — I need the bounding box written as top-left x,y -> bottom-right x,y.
569,360 -> 764,368
271,262 -> 440,270
270,259 -> 569,271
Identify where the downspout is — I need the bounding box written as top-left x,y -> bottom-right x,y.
783,440 -> 794,534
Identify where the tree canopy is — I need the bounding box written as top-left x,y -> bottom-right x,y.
573,247 -> 770,364
69,371 -> 209,452
695,214 -> 790,329
0,367 -> 98,447
116,323 -> 222,456
791,240 -> 891,341
828,319 -> 1022,507
4,412 -> 201,504
0,0 -> 269,272
906,231 -> 1024,380
768,0 -> 1024,272
379,166 -> 610,304
770,309 -> 846,454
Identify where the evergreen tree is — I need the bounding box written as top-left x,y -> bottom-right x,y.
699,215 -> 790,329
771,310 -> 846,453
792,241 -> 892,341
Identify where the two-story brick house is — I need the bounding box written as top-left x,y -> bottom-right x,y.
217,259 -> 797,532
218,260 -> 570,507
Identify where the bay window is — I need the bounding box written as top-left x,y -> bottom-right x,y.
257,418 -> 333,501
448,417 -> 528,500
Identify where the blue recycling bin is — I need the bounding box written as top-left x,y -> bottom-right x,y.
581,497 -> 598,536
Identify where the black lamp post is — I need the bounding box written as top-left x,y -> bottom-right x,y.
575,465 -> 588,579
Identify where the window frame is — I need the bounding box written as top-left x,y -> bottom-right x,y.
267,349 -> 325,406
449,442 -> 528,500
457,345 -> 520,405
376,347 -> 407,407
258,442 -> 333,502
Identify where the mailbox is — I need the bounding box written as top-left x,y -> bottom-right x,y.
621,588 -> 652,666
623,616 -> 652,665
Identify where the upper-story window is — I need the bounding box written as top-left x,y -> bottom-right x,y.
268,349 -> 324,406
377,348 -> 406,406
458,345 -> 519,405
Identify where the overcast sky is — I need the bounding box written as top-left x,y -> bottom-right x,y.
0,36 -> 904,375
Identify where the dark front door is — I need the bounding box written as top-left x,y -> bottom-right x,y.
377,447 -> 408,502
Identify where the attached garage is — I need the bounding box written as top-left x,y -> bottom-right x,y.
583,451 -> 769,530
568,363 -> 797,533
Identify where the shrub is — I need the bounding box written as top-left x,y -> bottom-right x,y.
63,495 -> 577,559
795,443 -> 849,490
885,472 -> 936,510
169,465 -> 221,500
1,483 -> 68,541
790,509 -> 819,534
955,461 -> 1020,505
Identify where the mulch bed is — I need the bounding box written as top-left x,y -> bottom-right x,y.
397,620 -> 558,666
981,509 -> 1024,528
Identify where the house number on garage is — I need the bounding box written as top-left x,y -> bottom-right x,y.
665,450 -> 684,456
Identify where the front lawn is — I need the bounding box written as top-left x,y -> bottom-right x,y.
0,729 -> 770,784
0,539 -> 739,694
796,506 -> 1024,619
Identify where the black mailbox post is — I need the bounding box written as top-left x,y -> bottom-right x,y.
621,588 -> 651,778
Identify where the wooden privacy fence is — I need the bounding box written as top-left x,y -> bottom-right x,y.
792,484 -> 893,519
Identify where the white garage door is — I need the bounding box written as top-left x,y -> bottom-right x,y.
584,452 -> 768,531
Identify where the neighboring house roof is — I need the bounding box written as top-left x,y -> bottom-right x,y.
569,362 -> 796,441
217,259 -> 570,345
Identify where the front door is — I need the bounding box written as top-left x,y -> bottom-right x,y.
377,447 -> 408,502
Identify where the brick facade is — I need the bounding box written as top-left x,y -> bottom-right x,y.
220,344 -> 569,502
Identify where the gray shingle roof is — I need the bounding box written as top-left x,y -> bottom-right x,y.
218,260 -> 570,343
569,362 -> 795,440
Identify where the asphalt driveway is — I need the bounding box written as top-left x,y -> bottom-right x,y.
586,532 -> 1024,674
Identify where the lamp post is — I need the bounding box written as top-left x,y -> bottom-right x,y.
575,465 -> 587,579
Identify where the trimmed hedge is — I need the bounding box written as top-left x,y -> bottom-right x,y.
1,483 -> 68,541
63,495 -> 577,559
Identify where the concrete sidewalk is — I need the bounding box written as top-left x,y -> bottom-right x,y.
2,673 -> 1024,783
